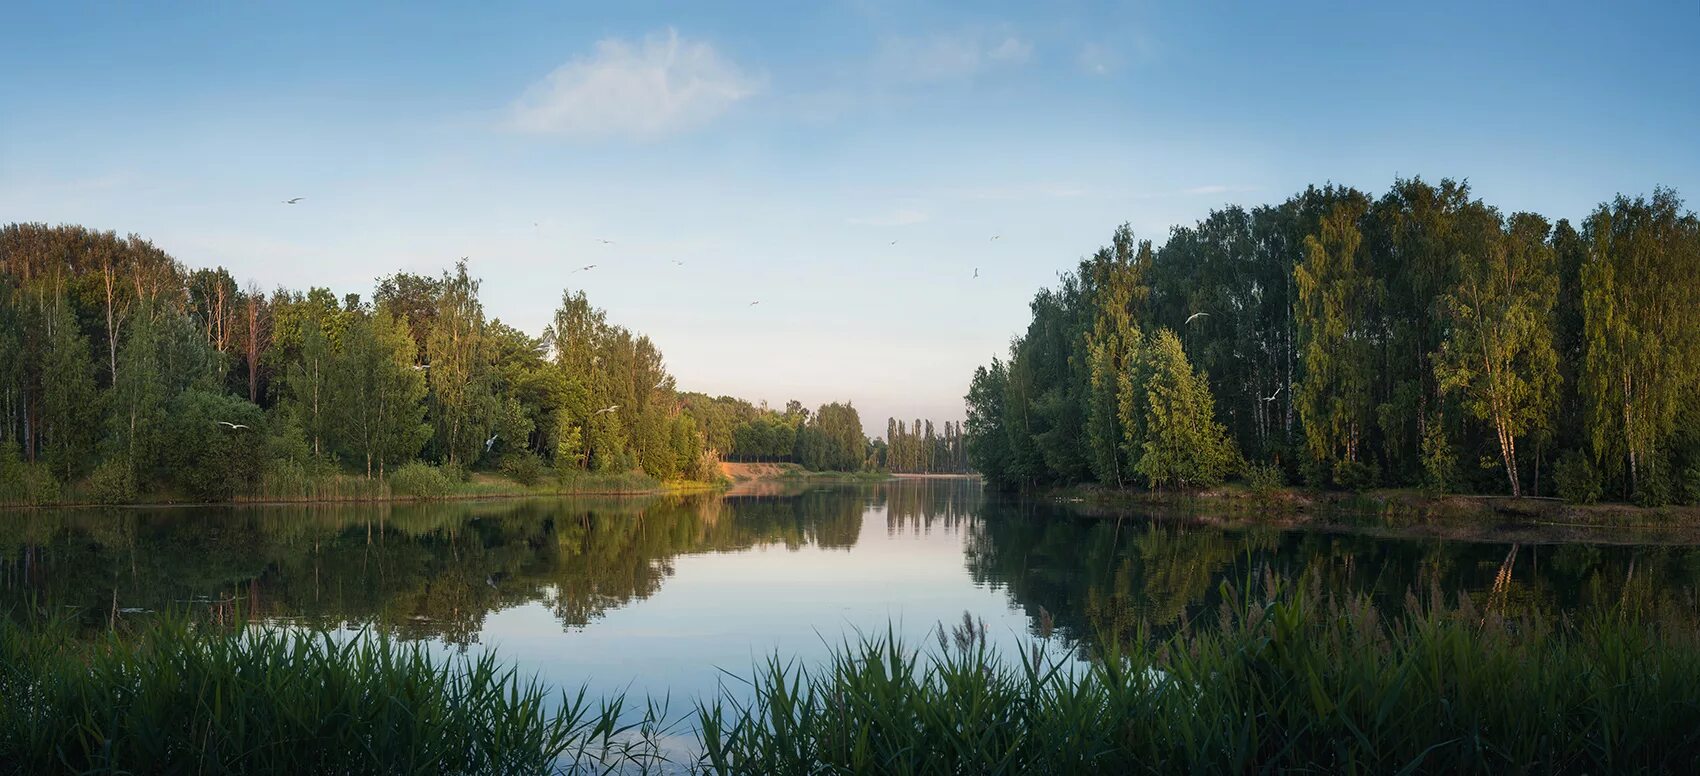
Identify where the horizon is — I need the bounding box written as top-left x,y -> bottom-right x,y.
4,1 -> 1697,436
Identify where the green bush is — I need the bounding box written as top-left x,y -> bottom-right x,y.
1244,461 -> 1284,498
388,462 -> 452,499
498,453 -> 547,487
85,459 -> 138,505
1682,463 -> 1700,506
1332,459 -> 1377,492
440,462 -> 471,483
1555,451 -> 1603,504
161,389 -> 265,501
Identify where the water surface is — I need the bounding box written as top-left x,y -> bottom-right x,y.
4,479 -> 1696,704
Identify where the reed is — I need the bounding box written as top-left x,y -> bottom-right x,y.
0,612 -> 659,775
696,581 -> 1700,774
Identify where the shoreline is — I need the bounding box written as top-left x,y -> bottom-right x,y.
1036,483 -> 1700,544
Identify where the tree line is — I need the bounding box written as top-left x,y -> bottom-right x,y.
879,418 -> 970,474
0,223 -> 798,502
964,180 -> 1700,506
679,395 -> 875,472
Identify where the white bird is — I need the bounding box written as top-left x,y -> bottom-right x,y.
597,238 -> 614,245
654,379 -> 668,389
215,421 -> 250,430
593,405 -> 619,415
1261,386 -> 1285,402
889,240 -> 898,246
572,264 -> 596,273
485,433 -> 499,452
749,300 -> 760,306
1185,312 -> 1209,324
973,268 -> 980,279
411,363 -> 430,370
990,235 -> 1001,241
283,197 -> 304,205
672,260 -> 685,267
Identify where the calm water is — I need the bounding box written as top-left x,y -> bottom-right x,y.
4,479 -> 1698,705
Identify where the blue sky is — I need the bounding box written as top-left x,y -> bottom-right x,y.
3,1 -> 1696,434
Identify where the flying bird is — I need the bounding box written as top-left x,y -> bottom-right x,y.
572,264 -> 596,273
485,433 -> 499,452
1185,312 -> 1210,324
973,268 -> 980,279
672,260 -> 685,267
593,405 -> 619,415
990,235 -> 1000,241
411,363 -> 430,371
889,240 -> 898,246
1260,386 -> 1285,402
215,421 -> 250,430
596,238 -> 614,245
283,197 -> 304,205
749,300 -> 760,306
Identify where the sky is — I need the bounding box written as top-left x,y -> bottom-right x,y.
3,1 -> 1697,436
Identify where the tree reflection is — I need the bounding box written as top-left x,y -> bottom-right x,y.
0,490 -> 865,645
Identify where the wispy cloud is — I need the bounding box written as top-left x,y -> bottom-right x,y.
1076,43 -> 1120,76
943,183 -> 1088,201
847,208 -> 930,226
509,29 -> 764,139
1183,184 -> 1259,196
875,28 -> 1033,83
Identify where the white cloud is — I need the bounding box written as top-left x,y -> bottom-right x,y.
847,208 -> 929,226
509,29 -> 763,139
876,29 -> 1033,83
1076,43 -> 1120,76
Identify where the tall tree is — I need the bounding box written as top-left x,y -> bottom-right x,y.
1434,210 -> 1559,496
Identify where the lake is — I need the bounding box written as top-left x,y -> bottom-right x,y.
3,478 -> 1695,708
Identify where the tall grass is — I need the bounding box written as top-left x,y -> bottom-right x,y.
0,613 -> 659,775
697,581 -> 1700,774
6,580 -> 1700,773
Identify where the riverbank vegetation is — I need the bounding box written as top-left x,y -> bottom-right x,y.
965,181 -> 1700,508
6,576 -> 1698,773
0,225 -> 881,505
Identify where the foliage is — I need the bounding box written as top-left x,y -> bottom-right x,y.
1244,461 -> 1285,499
697,585 -> 1700,774
0,615 -> 643,775
160,389 -> 265,501
965,179 -> 1700,506
389,461 -> 454,500
1133,329 -> 1239,489
498,452 -> 547,487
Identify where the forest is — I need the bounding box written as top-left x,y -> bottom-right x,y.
0,224 -> 875,503
965,180 -> 1700,506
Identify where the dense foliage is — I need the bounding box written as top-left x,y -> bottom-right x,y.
0,225 -> 877,502
682,395 -> 874,471
966,181 -> 1700,504
880,418 -> 970,474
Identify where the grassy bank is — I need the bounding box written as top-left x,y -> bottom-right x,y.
7,580 -> 1700,773
1054,482 -> 1700,532
0,465 -> 725,510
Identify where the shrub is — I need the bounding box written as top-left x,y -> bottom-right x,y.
1332,459 -> 1377,492
1682,463 -> 1700,507
388,462 -> 452,499
1244,461 -> 1284,499
1555,451 -> 1603,505
498,453 -> 547,487
440,462 -> 471,483
85,459 -> 138,505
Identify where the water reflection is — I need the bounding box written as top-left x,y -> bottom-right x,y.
3,480 -> 1697,664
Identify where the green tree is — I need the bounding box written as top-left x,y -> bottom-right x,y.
1294,198 -> 1376,482
40,295 -> 98,481
1434,210 -> 1559,496
1134,329 -> 1239,490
